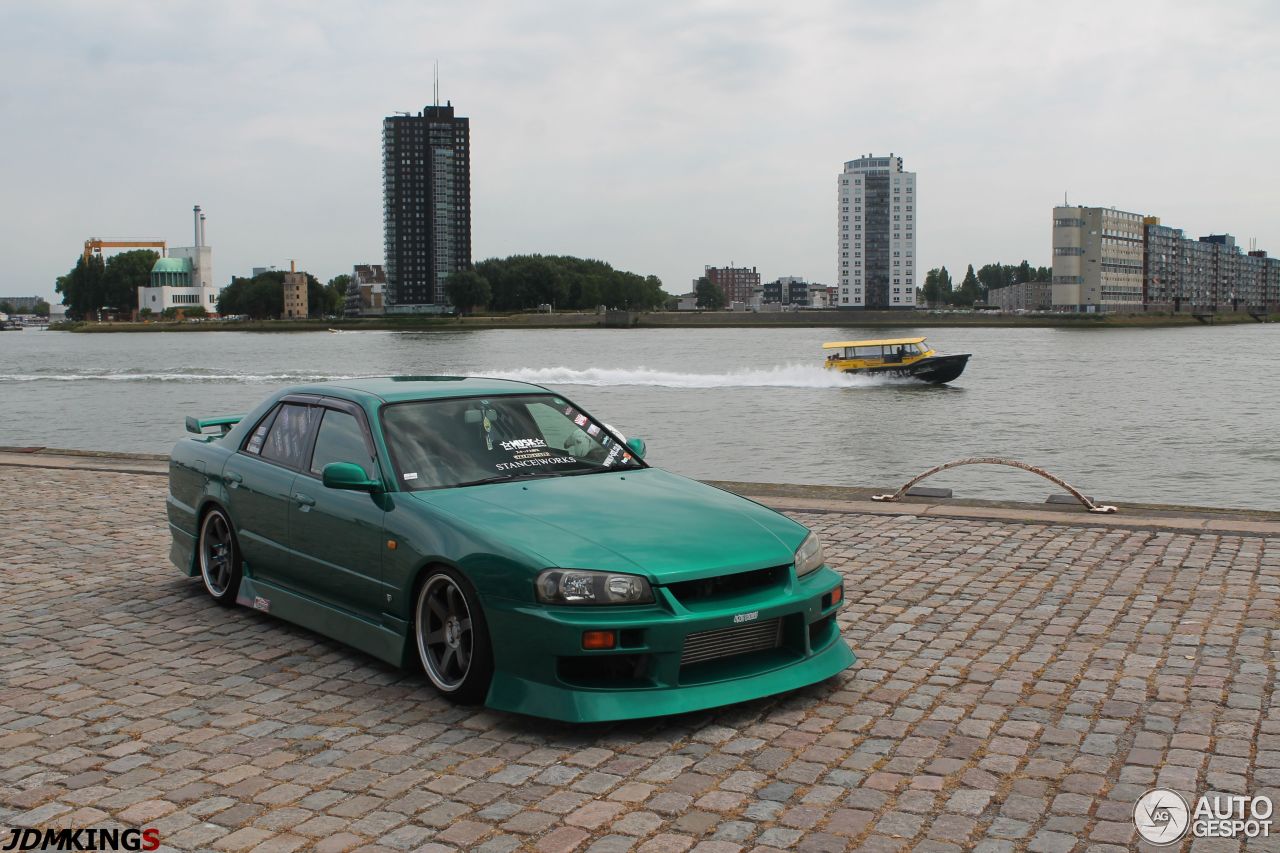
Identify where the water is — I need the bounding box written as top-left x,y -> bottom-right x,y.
2,324 -> 1277,509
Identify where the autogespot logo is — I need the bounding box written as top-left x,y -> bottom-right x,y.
1134,789 -> 1191,845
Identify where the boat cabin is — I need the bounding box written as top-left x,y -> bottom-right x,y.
823,337 -> 932,365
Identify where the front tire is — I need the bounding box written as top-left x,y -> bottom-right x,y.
415,567 -> 494,704
198,507 -> 242,606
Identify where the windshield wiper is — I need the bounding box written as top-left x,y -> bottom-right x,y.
452,470 -> 566,488
451,474 -> 516,488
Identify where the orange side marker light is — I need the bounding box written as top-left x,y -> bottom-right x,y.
582,630 -> 617,650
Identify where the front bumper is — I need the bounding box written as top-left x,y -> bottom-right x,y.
483,564 -> 855,722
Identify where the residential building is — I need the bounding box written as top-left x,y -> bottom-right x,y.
838,154 -> 916,309
989,281 -> 1052,312
1051,206 -> 1144,312
136,205 -> 217,316
0,296 -> 43,312
704,265 -> 760,305
1142,221 -> 1280,312
345,264 -> 386,316
762,276 -> 812,306
808,284 -> 832,308
382,103 -> 472,312
282,262 -> 308,319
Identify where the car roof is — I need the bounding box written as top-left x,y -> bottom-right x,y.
283,376 -> 549,404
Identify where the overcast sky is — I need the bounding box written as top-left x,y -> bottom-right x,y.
3,0 -> 1277,301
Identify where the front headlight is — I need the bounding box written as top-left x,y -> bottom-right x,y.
535,569 -> 655,605
794,532 -> 826,577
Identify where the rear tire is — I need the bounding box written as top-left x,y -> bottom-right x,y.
414,566 -> 494,704
198,507 -> 242,606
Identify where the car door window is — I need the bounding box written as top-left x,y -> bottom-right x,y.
310,409 -> 375,478
261,403 -> 315,468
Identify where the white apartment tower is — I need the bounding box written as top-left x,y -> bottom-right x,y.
838,154 -> 916,308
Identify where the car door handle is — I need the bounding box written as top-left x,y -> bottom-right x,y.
294,492 -> 316,507
225,471 -> 243,484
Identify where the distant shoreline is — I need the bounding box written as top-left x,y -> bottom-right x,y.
53,309 -> 1277,333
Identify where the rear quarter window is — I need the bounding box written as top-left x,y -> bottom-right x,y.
260,404 -> 315,468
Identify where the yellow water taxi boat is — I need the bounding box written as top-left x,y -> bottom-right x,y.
822,337 -> 970,384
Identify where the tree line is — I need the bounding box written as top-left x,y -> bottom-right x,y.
53,248 -> 664,319
55,250 -> 159,319
216,271 -> 347,319
921,260 -> 1051,307
446,255 -> 667,314
52,248 -> 349,320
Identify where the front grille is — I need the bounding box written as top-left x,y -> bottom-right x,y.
666,565 -> 785,605
680,618 -> 782,666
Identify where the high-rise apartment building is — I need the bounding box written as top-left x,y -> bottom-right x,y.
1051,206 -> 1144,312
838,154 -> 916,308
704,265 -> 760,306
382,103 -> 471,311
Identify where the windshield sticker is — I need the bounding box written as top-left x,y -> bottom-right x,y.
604,445 -> 622,466
586,424 -> 601,437
622,453 -> 633,463
601,435 -> 613,447
563,405 -> 577,417
500,438 -> 547,451
573,414 -> 588,427
496,455 -> 576,471
403,472 -> 419,481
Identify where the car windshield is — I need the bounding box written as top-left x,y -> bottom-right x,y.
382,394 -> 645,490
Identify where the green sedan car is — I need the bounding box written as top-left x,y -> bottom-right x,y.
168,377 -> 855,722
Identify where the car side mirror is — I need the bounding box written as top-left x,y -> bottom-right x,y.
625,437 -> 647,459
322,462 -> 382,492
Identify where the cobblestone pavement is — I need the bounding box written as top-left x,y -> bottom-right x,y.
2,467 -> 1277,852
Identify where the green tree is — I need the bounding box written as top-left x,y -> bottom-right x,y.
0,302 -> 12,314
957,265 -> 981,306
922,268 -> 940,306
924,267 -> 956,306
218,272 -> 284,319
472,254 -> 668,312
33,299 -> 49,317
55,254 -> 106,319
326,275 -> 352,316
102,250 -> 160,311
445,269 -> 492,315
694,276 -> 726,310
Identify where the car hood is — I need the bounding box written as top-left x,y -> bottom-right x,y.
409,468 -> 806,584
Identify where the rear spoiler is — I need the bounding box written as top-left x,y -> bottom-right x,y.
185,414 -> 244,435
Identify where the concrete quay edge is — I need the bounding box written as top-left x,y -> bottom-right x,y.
2,447 -> 1277,537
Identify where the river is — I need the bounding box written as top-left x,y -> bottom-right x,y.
2,324 -> 1277,509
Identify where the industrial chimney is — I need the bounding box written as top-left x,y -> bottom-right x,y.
200,212 -> 207,247
193,205 -> 202,247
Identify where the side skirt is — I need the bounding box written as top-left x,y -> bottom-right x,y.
235,575 -> 409,668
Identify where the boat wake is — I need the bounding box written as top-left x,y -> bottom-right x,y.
0,364 -> 924,389
485,364 -> 920,389
0,371 -> 383,384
